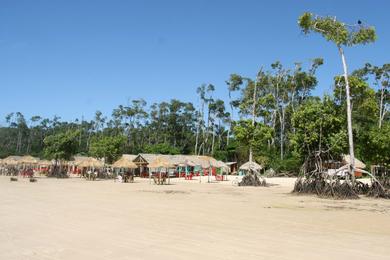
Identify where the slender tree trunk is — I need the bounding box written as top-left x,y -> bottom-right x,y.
227,96 -> 234,147
218,120 -> 222,150
17,130 -> 22,154
271,110 -> 276,147
226,128 -> 230,146
211,123 -> 215,155
338,46 -> 355,183
194,110 -> 200,154
249,77 -> 258,165
378,79 -> 385,128
204,109 -> 211,155
198,99 -> 205,155
26,129 -> 32,154
279,108 -> 285,160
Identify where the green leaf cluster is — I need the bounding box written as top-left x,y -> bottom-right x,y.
298,12 -> 376,46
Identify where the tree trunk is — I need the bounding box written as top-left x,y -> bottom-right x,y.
195,111 -> 200,154
204,108 -> 211,154
378,79 -> 385,128
211,123 -> 215,155
338,46 -> 355,183
279,108 -> 285,160
226,128 -> 230,147
249,76 -> 258,165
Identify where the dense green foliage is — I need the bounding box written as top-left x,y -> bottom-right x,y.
89,135 -> 126,164
43,130 -> 80,161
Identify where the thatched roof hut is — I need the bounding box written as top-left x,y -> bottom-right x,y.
342,154 -> 366,169
148,156 -> 175,168
69,156 -> 90,166
133,154 -> 223,169
112,155 -> 137,169
239,161 -> 263,172
76,157 -> 104,168
19,155 -> 40,164
2,156 -> 22,165
68,156 -> 101,167
38,160 -> 53,166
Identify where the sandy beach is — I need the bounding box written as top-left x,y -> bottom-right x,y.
1,176 -> 390,260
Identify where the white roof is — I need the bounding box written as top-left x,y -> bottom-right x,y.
239,161 -> 263,171
342,154 -> 366,169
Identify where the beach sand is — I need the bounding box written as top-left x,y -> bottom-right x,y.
0,176 -> 389,260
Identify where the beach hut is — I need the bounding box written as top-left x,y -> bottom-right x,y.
112,156 -> 137,169
175,157 -> 196,179
75,158 -> 104,180
19,155 -> 39,165
225,162 -> 238,174
342,154 -> 366,177
342,154 -> 366,169
77,158 -> 104,168
68,156 -> 99,174
38,160 -> 52,166
134,154 -> 183,177
214,160 -> 229,181
133,154 -> 160,177
133,153 -> 224,182
112,155 -> 137,180
239,161 -> 263,175
148,156 -> 174,184
2,156 -> 22,166
193,156 -> 217,183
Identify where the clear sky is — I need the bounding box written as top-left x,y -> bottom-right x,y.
1,0 -> 389,125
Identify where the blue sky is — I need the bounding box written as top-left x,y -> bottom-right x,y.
1,0 -> 389,125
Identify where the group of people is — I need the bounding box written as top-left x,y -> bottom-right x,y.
116,171 -> 134,183
0,166 -> 36,177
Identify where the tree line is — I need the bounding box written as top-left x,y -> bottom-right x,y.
0,13 -> 388,173
1,60 -> 388,170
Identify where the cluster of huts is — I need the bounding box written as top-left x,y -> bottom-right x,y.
0,154 -> 253,180
71,154 -> 238,179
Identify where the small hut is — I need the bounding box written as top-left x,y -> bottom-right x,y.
112,155 -> 137,178
148,156 -> 174,184
239,161 -> 263,175
342,154 -> 366,169
77,158 -> 104,169
342,154 -> 366,178
38,160 -> 53,166
225,162 -> 238,174
2,156 -> 22,166
112,156 -> 137,169
19,155 -> 39,165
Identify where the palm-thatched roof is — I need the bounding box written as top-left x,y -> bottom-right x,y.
76,157 -> 104,168
2,156 -> 22,165
112,155 -> 137,169
19,155 -> 40,164
239,161 -> 263,172
342,154 -> 366,169
38,160 -> 52,166
215,160 -> 229,169
68,156 -> 96,166
148,156 -> 175,168
134,154 -> 224,169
